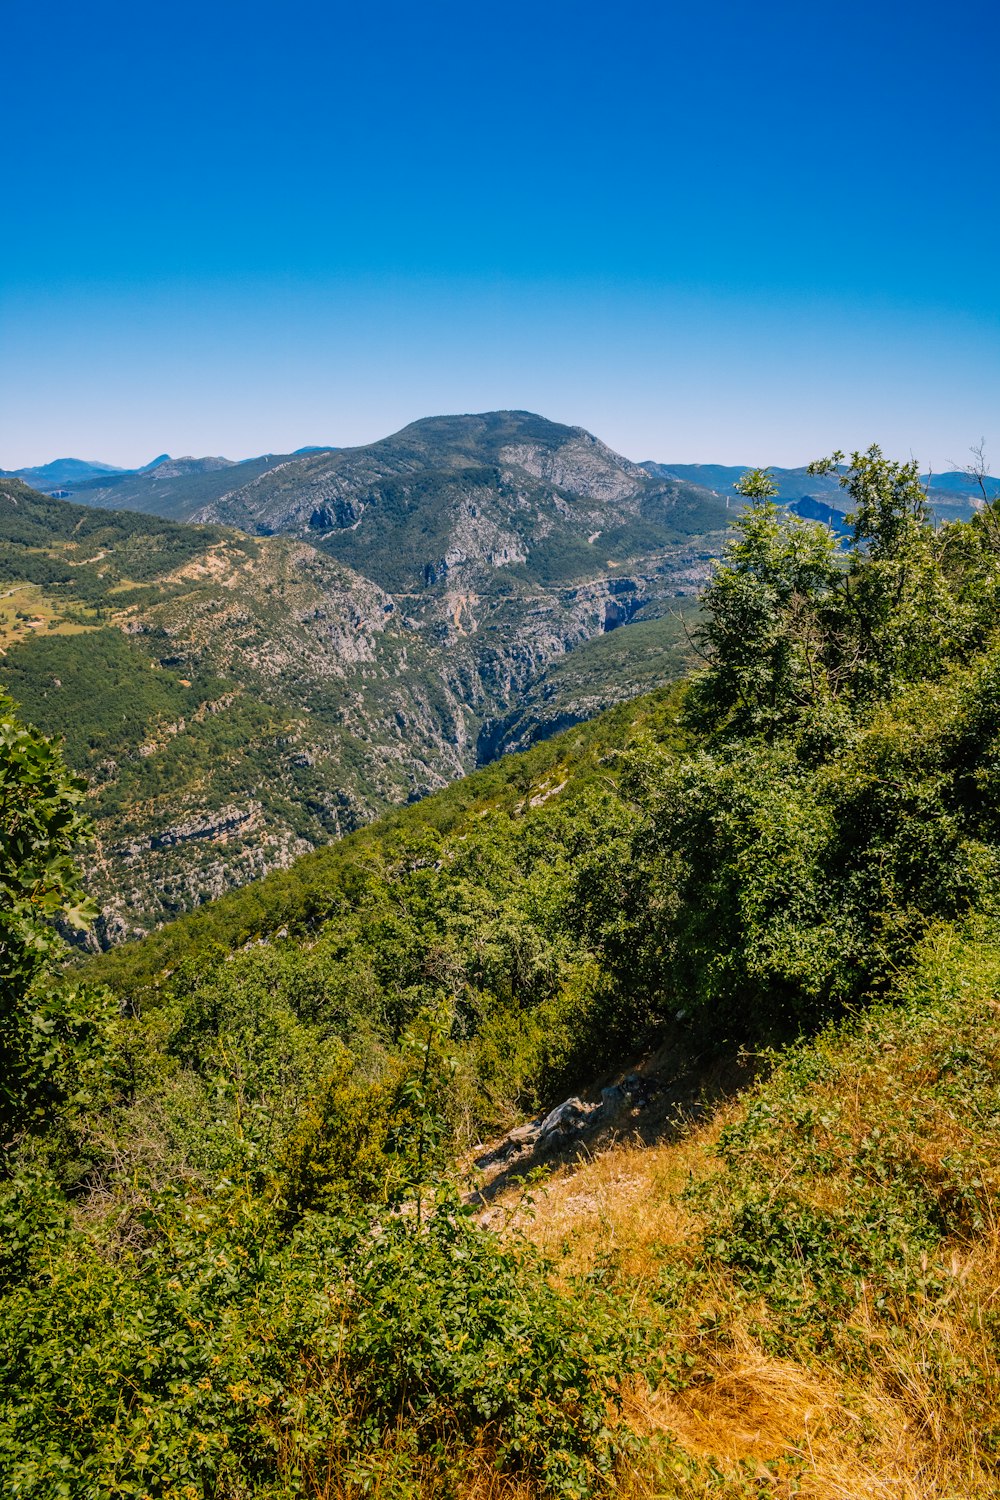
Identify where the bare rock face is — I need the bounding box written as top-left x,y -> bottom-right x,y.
473,1074 -> 654,1180
498,431 -> 646,502
112,803 -> 258,859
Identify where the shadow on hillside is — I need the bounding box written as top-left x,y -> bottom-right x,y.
467,1038 -> 765,1207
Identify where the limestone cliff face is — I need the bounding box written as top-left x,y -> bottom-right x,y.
497,431 -> 646,502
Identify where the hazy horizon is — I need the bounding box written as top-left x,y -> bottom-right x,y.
6,393 -> 997,481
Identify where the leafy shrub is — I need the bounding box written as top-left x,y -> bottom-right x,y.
0,693 -> 111,1148
0,1186 -> 637,1499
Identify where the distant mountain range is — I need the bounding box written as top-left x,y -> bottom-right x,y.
5,411 -> 998,946
644,461 -> 1000,519
0,449 -> 336,515
11,445 -> 995,522
0,457 -> 127,489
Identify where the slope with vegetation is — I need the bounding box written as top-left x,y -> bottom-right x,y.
0,412 -> 721,944
3,446 -> 1000,1497
0,479 -> 472,943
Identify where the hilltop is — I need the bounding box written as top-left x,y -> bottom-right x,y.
181,411 -> 727,587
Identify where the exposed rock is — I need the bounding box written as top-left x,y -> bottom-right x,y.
474,1087 -> 633,1171
111,803 -> 258,860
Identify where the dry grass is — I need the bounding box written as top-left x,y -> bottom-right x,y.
469,933 -> 1000,1499
0,581 -> 98,648
245,932 -> 1000,1500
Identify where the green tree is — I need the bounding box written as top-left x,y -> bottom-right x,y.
809,445 -> 956,701
687,447 -> 999,745
687,469 -> 843,739
0,692 -> 105,1148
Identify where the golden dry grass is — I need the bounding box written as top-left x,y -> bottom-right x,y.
473,943 -> 1000,1498
0,581 -> 98,648
272,933 -> 1000,1500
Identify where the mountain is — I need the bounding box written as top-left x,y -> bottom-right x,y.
40,415 -> 1000,949
134,454 -> 235,477
63,451 -> 302,519
181,410 -> 730,751
646,459 -> 999,522
0,457 -> 126,489
189,411 -> 683,543
922,468 -> 1000,505
65,456 -> 1000,1493
0,416 -> 717,943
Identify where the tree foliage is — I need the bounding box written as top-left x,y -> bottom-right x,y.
0,693 -> 109,1146
689,446 -> 1000,745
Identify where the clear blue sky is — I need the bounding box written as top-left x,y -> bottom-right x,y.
3,0 -> 998,471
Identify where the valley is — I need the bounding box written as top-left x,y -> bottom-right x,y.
0,412 -> 726,943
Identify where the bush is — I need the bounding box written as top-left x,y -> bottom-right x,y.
0,1186 -> 638,1499
0,692 -> 109,1149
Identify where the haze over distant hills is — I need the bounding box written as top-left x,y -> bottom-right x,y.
0,457 -> 128,489
644,461 -> 999,520
26,453 -> 291,519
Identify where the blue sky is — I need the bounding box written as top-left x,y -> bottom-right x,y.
3,0 -> 998,471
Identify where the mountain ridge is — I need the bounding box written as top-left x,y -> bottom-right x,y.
22,411 -> 985,946
646,459 -> 1000,517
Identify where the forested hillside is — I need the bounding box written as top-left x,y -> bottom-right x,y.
4,447 -> 1000,1497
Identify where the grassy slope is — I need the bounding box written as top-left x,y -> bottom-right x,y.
78,720 -> 1000,1497
41,665 -> 1000,1498
502,922 -> 1000,1497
